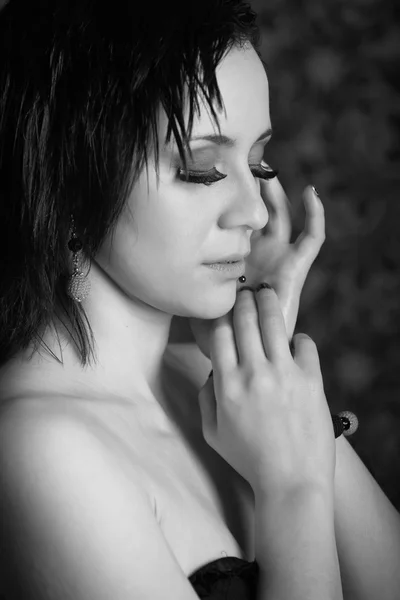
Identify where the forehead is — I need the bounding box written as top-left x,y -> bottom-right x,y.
209,44 -> 270,143
158,44 -> 270,150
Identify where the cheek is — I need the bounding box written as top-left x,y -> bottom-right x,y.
137,203 -> 207,263
123,174 -> 214,269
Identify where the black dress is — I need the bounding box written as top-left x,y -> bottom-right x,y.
188,556 -> 259,599
0,558 -> 259,600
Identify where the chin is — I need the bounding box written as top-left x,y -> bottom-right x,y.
192,287 -> 238,320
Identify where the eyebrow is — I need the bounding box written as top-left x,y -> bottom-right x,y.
188,127 -> 273,147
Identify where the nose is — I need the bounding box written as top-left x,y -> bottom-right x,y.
218,175 -> 269,232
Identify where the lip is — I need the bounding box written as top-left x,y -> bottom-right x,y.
204,251 -> 250,264
203,260 -> 246,277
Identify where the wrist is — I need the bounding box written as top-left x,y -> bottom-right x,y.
254,478 -> 335,510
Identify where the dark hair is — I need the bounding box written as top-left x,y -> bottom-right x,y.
0,0 -> 261,368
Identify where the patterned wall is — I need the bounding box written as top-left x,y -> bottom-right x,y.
253,0 -> 400,508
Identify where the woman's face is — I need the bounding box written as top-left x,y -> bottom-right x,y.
95,43 -> 272,319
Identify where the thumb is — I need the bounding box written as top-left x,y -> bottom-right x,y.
277,285 -> 300,342
198,372 -> 217,443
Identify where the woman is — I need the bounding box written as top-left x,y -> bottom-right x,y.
0,1 -> 399,599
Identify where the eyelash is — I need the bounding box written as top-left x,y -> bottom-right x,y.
177,160 -> 278,187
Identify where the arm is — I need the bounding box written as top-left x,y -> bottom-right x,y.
0,405 -> 201,600
333,435 -> 400,600
170,174 -> 400,598
255,486 -> 343,600
167,335 -> 400,600
0,399 -> 343,600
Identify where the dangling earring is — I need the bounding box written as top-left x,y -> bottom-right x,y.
66,214 -> 91,303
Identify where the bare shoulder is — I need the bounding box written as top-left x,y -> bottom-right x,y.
0,397 -> 199,600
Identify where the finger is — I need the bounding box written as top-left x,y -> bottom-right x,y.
259,176 -> 292,242
232,287 -> 266,366
293,185 -> 325,261
209,310 -> 238,374
255,285 -> 293,365
292,333 -> 324,387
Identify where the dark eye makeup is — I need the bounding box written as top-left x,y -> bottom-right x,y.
177,160 -> 278,187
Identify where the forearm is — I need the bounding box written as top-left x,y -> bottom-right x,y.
334,436 -> 400,600
255,487 -> 343,600
167,324 -> 400,598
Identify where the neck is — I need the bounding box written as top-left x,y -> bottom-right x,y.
34,260 -> 174,405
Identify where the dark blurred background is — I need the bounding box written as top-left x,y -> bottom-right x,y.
252,0 -> 400,509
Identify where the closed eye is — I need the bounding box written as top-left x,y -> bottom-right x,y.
177,160 -> 278,186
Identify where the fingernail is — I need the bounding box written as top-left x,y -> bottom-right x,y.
311,185 -> 320,197
256,282 -> 273,292
238,286 -> 254,292
208,370 -> 213,379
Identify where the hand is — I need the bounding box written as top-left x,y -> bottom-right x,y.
189,180 -> 325,358
198,286 -> 336,497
